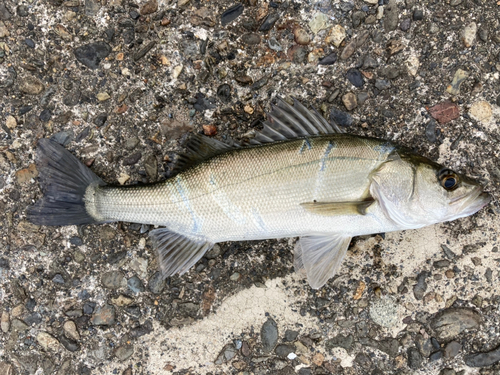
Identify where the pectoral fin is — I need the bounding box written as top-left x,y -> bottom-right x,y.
294,234 -> 352,289
149,228 -> 214,277
300,199 -> 374,216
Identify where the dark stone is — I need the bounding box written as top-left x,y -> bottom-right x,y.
59,335 -> 80,352
318,52 -> 337,65
359,337 -> 399,357
441,244 -> 456,259
425,120 -> 437,143
93,113 -> 108,127
346,68 -> 364,87
129,10 -> 140,19
52,274 -> 65,284
149,272 -> 166,294
127,276 -> 145,294
221,4 -> 244,26
354,352 -> 372,369
275,344 -> 295,357
400,18 -> 411,32
251,76 -> 268,90
25,38 -> 35,48
215,344 -> 237,364
352,11 -> 365,28
63,90 -> 81,107
24,312 -> 42,325
235,74 -> 253,85
39,109 -> 52,122
464,346 -> 500,367
101,271 -> 125,289
0,3 -> 12,20
375,79 -> 391,90
69,236 -> 83,246
284,330 -> 299,342
326,334 -> 354,351
413,9 -> 424,21
433,259 -> 450,268
413,271 -> 428,300
217,84 -> 232,102
91,304 -> 116,326
133,40 -> 156,61
123,152 -> 142,166
339,1 -> 354,12
51,131 -> 74,146
407,347 -> 423,370
440,369 -> 456,375
19,105 -> 33,115
74,42 -> 112,70
241,33 -> 260,45
17,5 -> 29,17
330,107 -> 353,127
129,320 -> 153,338
261,318 -> 278,353
362,55 -> 378,69
430,351 -> 443,361
444,341 -> 462,358
259,13 -> 279,31
194,93 -> 216,111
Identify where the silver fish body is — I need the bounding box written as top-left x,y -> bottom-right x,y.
28,98 -> 490,289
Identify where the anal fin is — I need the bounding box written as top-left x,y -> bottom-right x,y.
300,199 -> 374,216
149,228 -> 214,277
294,234 -> 352,289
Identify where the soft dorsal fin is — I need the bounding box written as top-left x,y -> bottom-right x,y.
173,134 -> 238,175
250,97 -> 343,145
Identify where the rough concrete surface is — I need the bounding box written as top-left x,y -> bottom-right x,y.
0,0 -> 500,374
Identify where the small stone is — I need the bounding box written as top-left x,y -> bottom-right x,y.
326,334 -> 354,351
241,33 -> 260,45
133,40 -> 156,61
251,76 -> 268,90
5,115 -> 16,129
97,92 -> 110,102
101,271 -> 125,289
63,321 -> 80,341
19,76 -> 45,95
91,305 -> 116,326
123,152 -> 142,166
275,344 -> 295,357
430,308 -> 481,340
115,345 -> 134,361
11,319 -> 29,332
261,318 -> 278,353
59,335 -> 80,352
1,311 -> 9,333
384,0 -> 399,31
428,101 -> 460,124
37,331 -> 60,351
221,3 -> 244,26
465,345 -> 500,367
0,21 -> 9,37
215,344 -> 237,364
362,55 -> 379,69
140,0 -> 157,15
469,100 -> 492,124
111,295 -> 134,307
330,107 -> 353,127
369,296 -> 399,328
346,68 -> 364,87
440,370 -> 456,375
413,9 -> 423,21
259,13 -> 279,31
375,79 -> 391,90
0,363 -> 13,375
149,271 -> 166,294
127,276 -> 145,294
294,28 -> 310,45
446,69 -> 468,95
318,52 -> 337,65
284,330 -> 299,342
326,25 -> 346,47
52,274 -> 65,284
407,347 -> 422,369
74,42 -> 111,69
342,93 -> 357,111
309,12 -> 329,34
312,352 -> 324,366
462,22 -> 477,48
268,37 -> 282,52
352,11 -> 365,28
444,341 -> 461,359
203,124 -> 217,136
400,18 -> 411,32
16,163 -> 38,184
357,92 -> 369,105
413,271 -> 428,300
478,27 -> 488,42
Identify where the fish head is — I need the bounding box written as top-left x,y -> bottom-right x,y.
371,152 -> 491,229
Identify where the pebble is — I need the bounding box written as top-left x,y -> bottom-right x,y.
241,33 -> 260,45
74,42 -> 111,70
326,25 -> 346,47
407,347 -> 423,369
413,271 -> 428,300
0,21 -> 9,37
384,0 -> 399,31
309,12 -> 329,34
294,28 -> 310,45
342,93 -> 357,111
444,341 -> 461,358
59,335 -> 80,352
11,319 -> 29,332
275,344 -> 295,357
352,11 -> 365,28
469,100 -> 492,124
123,152 -> 142,166
325,334 -> 354,351
413,9 -> 424,21
37,331 -> 60,351
428,101 -> 459,124
465,345 -> 500,367
134,40 -> 156,61
268,37 -> 282,52
5,115 -> 16,129
115,345 -> 134,361
462,22 -> 477,48
318,52 -> 337,65
357,92 -> 368,105
91,304 -> 116,326
341,31 -> 370,60
362,55 -> 379,69
430,308 -> 481,340
215,344 -> 237,364
19,76 -> 45,95
235,74 -> 253,85
375,79 -> 391,90
259,13 -> 279,31
97,92 -> 110,101
251,76 -> 268,90
221,3 -> 244,26
63,320 -> 80,341
1,311 -> 9,333
140,0 -> 157,15
111,295 -> 134,307
446,69 -> 468,95
261,318 -> 278,353
149,271 -> 166,294
369,296 -> 399,328
284,330 -> 299,342
400,18 -> 411,32
102,271 -> 125,289
346,68 -> 364,87
330,107 -> 353,127
52,274 -> 65,284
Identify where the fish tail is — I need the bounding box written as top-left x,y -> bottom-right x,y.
27,138 -> 106,226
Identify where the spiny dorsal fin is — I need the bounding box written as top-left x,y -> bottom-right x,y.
250,97 -> 343,145
173,133 -> 238,175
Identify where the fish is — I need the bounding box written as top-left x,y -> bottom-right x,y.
27,98 -> 491,289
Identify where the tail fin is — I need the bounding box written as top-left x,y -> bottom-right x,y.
27,138 -> 106,226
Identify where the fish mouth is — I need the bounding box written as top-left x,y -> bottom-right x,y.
450,186 -> 491,216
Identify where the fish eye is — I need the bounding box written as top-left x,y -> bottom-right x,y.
438,169 -> 459,190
